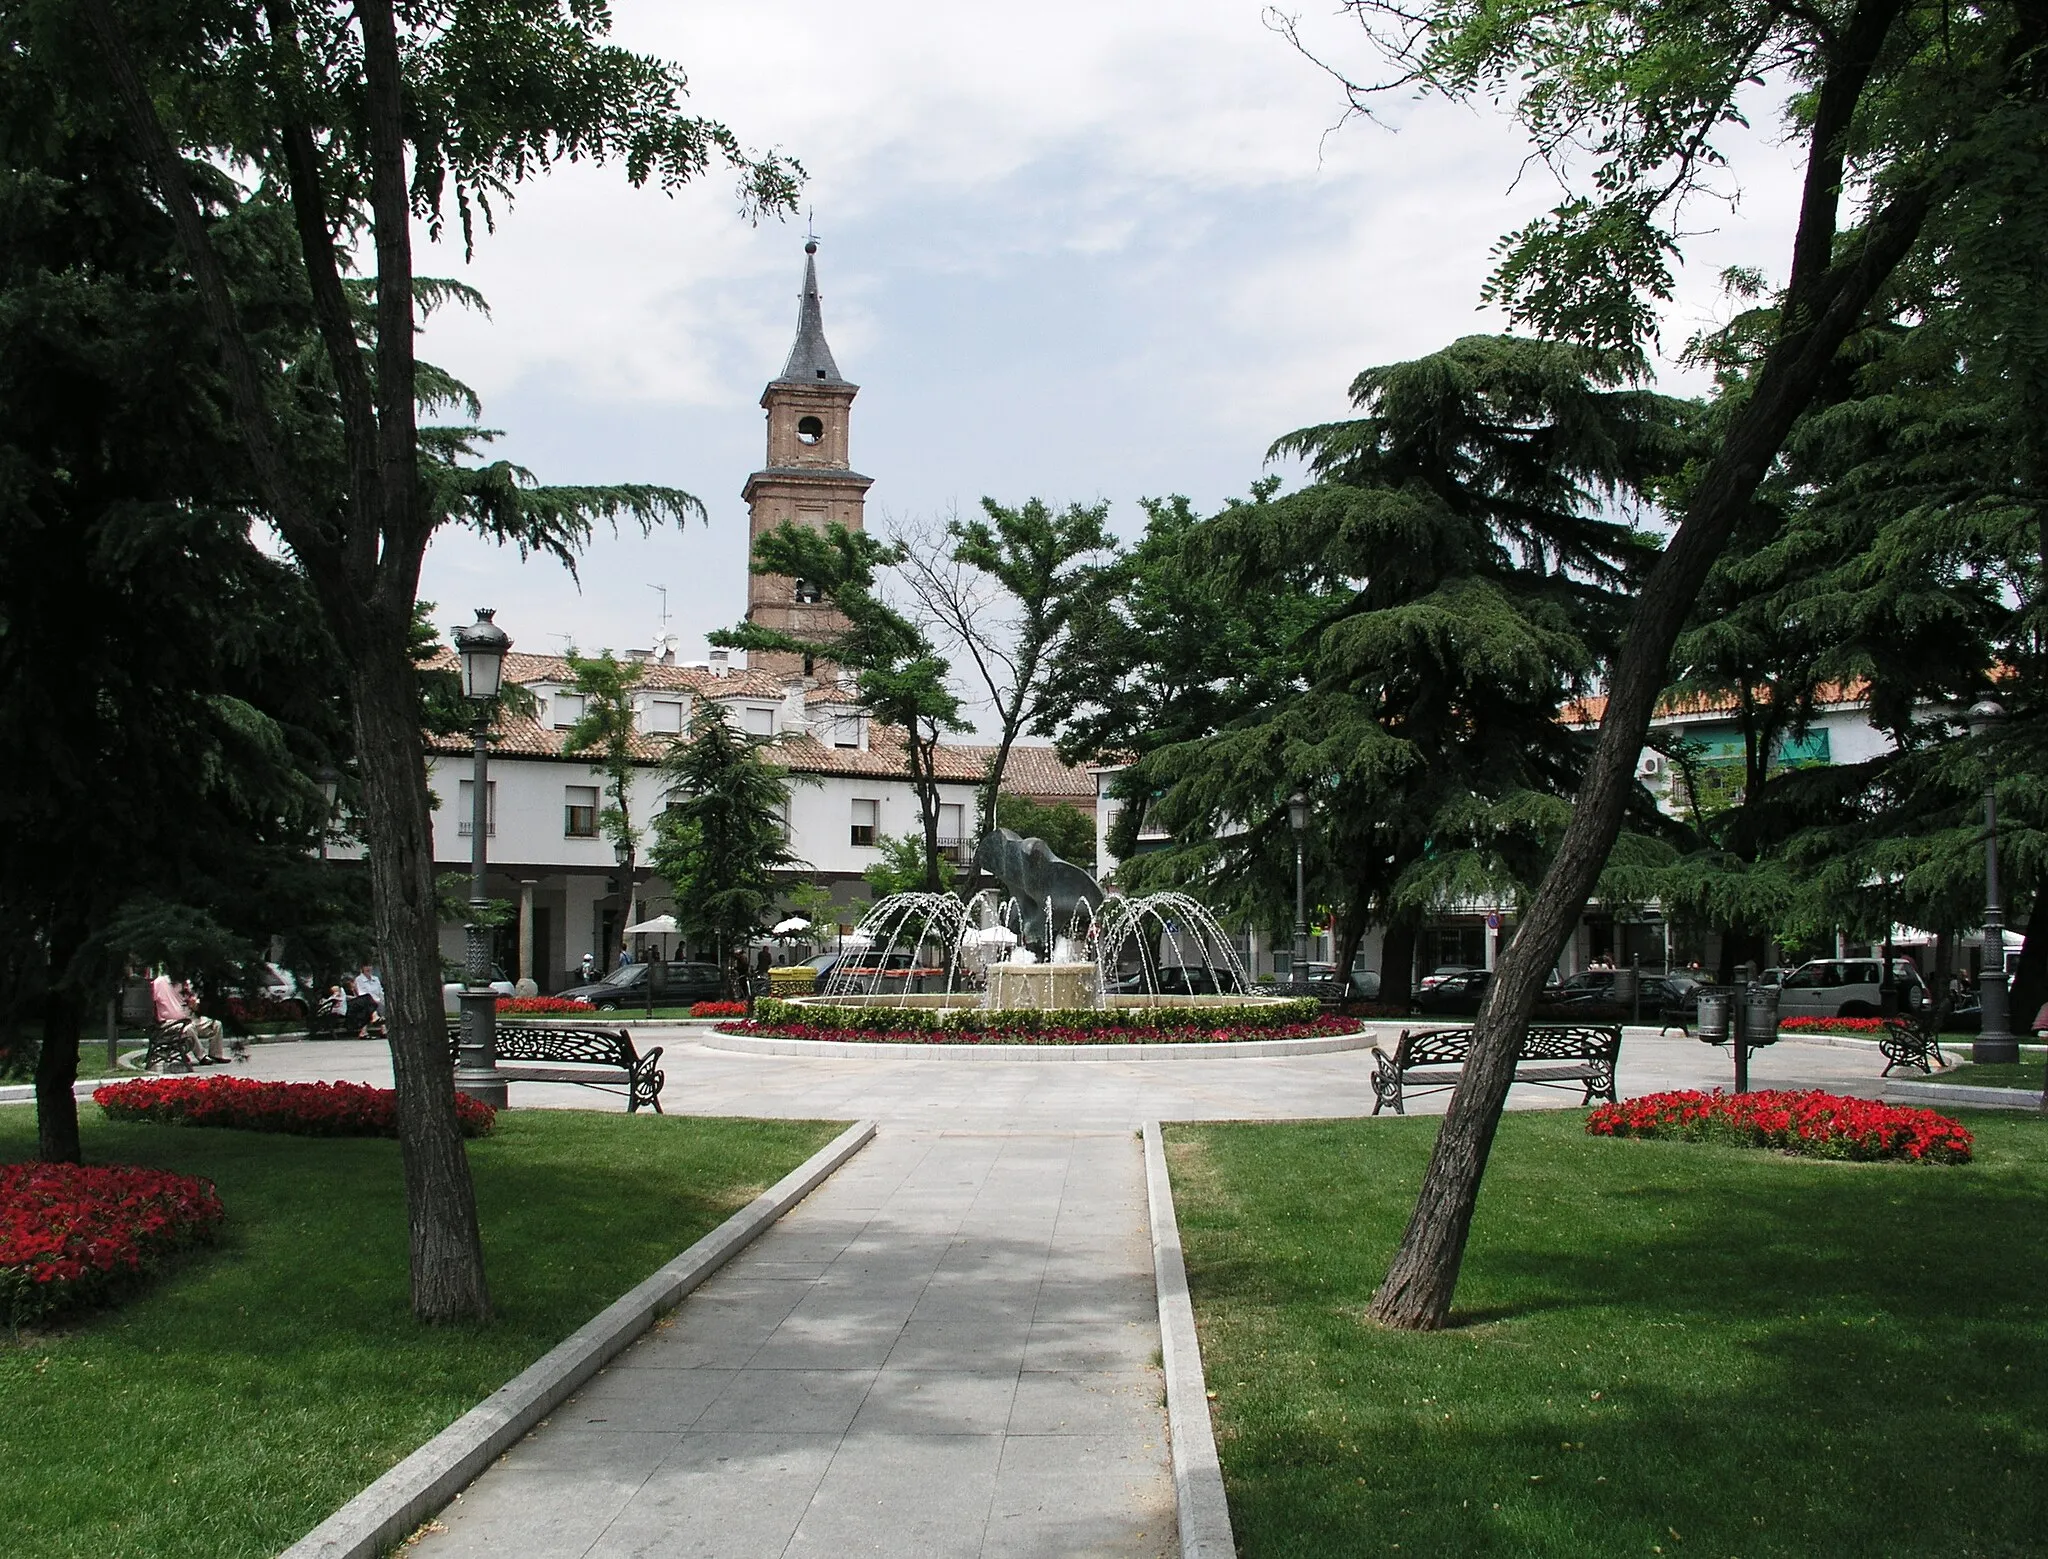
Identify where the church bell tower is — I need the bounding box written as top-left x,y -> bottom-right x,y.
741,241 -> 872,680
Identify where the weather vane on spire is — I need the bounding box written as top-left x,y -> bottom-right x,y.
805,209 -> 819,255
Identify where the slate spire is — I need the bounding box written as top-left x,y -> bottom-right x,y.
778,239 -> 846,385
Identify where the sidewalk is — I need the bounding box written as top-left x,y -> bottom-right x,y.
410,1129 -> 1174,1559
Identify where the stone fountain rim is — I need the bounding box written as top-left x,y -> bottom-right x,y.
697,1024 -> 1387,1062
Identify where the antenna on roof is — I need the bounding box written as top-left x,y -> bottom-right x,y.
648,584 -> 670,627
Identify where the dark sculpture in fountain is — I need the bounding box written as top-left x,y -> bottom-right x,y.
974,828 -> 1105,956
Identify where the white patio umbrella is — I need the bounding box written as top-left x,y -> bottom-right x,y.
771,916 -> 812,935
963,925 -> 1018,949
624,914 -> 680,935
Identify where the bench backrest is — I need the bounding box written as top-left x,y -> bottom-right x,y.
1395,1023 -> 1621,1068
447,1023 -> 636,1066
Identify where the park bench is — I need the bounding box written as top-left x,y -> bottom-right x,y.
1878,1011 -> 1948,1076
140,1023 -> 193,1071
446,1023 -> 666,1113
1370,1024 -> 1622,1116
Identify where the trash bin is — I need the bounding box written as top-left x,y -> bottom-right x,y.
1742,984 -> 1781,1048
1696,989 -> 1732,1046
1612,967 -> 1639,1012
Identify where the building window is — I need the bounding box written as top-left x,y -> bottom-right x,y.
644,698 -> 685,735
831,714 -> 862,749
552,691 -> 586,729
456,779 -> 496,837
850,798 -> 878,848
564,785 -> 600,838
741,705 -> 775,737
938,802 -> 966,863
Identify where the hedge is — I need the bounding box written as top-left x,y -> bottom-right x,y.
747,996 -> 1322,1033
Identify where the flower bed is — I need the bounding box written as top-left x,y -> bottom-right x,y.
1586,1089 -> 1972,1163
690,1001 -> 748,1018
495,996 -> 596,1016
1,1161 -> 225,1325
749,995 -> 1323,1035
1777,1015 -> 1889,1035
95,1077 -> 495,1138
727,1010 -> 1357,1046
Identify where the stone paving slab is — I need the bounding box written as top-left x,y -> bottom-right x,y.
409,1129 -> 1174,1559
225,1028 -> 1891,1128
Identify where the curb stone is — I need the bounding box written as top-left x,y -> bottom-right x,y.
278,1117 -> 877,1559
1143,1120 -> 1236,1559
1883,1081 -> 2045,1112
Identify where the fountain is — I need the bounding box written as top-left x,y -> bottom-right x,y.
783,831 -> 1284,1021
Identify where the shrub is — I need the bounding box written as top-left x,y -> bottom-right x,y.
1,1161 -> 225,1325
690,1001 -> 749,1018
1586,1089 -> 1972,1164
747,996 -> 1324,1035
729,1011 -> 1358,1045
496,996 -> 596,1016
96,1077 -> 495,1138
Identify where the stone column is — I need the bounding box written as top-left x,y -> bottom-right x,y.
517,880 -> 537,993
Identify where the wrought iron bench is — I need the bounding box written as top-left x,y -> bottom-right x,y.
1878,1011 -> 1947,1076
446,1023 -> 666,1113
140,1023 -> 194,1072
1370,1024 -> 1622,1116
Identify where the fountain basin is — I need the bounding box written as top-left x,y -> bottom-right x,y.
985,962 -> 1098,1010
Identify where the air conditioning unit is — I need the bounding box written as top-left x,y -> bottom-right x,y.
1636,753 -> 1664,778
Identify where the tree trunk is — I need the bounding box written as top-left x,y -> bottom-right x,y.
349,641 -> 491,1323
1378,917 -> 1418,1007
35,982 -> 84,1165
1367,104 -> 1944,1329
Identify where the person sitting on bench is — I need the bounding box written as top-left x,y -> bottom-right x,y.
151,970 -> 226,1064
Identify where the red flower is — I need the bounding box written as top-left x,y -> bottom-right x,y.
690,1001 -> 749,1018
1586,1088 -> 1972,1163
724,1013 -> 1360,1045
496,996 -> 596,1015
94,1077 -> 495,1139
1,1162 -> 224,1325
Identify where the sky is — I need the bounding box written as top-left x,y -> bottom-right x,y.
415,1 -> 1807,686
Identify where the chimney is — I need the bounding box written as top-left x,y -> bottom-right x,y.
780,678 -> 809,737
707,648 -> 730,678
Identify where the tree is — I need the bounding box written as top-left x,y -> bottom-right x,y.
1049,339 -> 1690,1002
994,794 -> 1096,869
70,0 -> 797,1320
563,650 -> 647,961
717,523 -> 967,892
650,704 -> 799,996
1292,0 -> 2048,1328
893,498 -> 1111,896
0,36 -> 352,1159
861,834 -> 956,900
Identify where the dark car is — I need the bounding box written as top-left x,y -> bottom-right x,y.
558,960 -> 724,1009
1109,964 -> 1245,996
807,951 -> 916,990
1412,969 -> 1492,1015
1304,963 -> 1383,999
1554,970 -> 1698,1013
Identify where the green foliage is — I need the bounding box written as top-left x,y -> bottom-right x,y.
861,834 -> 954,898
716,522 -> 967,891
562,649 -> 647,894
1052,338 -> 1696,984
650,703 -> 799,985
748,997 -> 1320,1033
994,794 -> 1095,867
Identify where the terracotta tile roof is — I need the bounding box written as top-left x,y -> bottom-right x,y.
1561,680 -> 1872,729
955,743 -> 1096,800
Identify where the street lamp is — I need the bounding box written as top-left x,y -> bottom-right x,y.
452,609 -> 510,1108
1966,699 -> 2016,1064
1288,791 -> 1310,986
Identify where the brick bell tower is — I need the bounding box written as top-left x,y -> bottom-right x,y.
741,240 -> 872,680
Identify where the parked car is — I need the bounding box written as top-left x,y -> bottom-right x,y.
1418,965 -> 1481,992
1554,970 -> 1699,1013
556,960 -> 724,1010
804,951 -> 916,990
1109,964 -> 1246,996
1304,963 -> 1383,999
1413,969 -> 1491,1015
1775,958 -> 1925,1020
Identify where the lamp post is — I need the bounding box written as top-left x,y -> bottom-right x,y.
453,609 -> 510,1108
1288,791 -> 1310,987
1966,700 -> 2017,1064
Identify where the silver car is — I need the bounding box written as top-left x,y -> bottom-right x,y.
1775,958 -> 1924,1020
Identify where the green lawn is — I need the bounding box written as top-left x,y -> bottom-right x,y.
1922,1047 -> 2048,1091
0,1105 -> 840,1558
1168,1110 -> 2048,1558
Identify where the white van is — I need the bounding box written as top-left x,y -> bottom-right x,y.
1775,958 -> 1925,1020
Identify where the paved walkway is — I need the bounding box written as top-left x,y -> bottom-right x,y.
220,1026 -> 1895,1555
412,1129 -> 1173,1559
